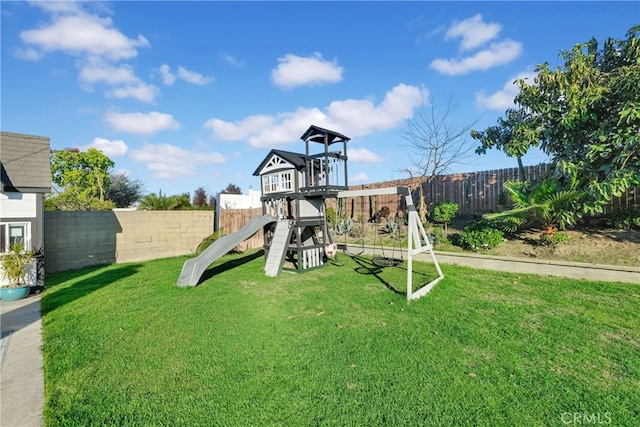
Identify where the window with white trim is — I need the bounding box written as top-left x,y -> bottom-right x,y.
0,222 -> 31,253
262,172 -> 293,194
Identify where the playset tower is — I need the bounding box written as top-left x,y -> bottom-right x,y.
252,125 -> 349,275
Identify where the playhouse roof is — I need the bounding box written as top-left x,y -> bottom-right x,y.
252,149 -> 307,176
300,125 -> 350,145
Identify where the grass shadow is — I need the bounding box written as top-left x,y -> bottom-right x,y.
198,250 -> 265,284
348,254 -> 405,296
41,263 -> 142,315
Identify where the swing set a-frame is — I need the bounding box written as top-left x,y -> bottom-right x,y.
336,186 -> 444,301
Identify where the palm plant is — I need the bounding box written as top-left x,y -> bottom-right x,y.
484,178 -> 584,235
1,242 -> 34,287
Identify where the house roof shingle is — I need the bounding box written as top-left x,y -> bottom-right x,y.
1,131 -> 52,193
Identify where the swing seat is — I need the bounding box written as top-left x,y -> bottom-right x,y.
371,256 -> 404,268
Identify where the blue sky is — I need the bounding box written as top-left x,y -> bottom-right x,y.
2,1 -> 638,199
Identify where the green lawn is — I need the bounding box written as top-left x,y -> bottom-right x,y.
41,250 -> 639,426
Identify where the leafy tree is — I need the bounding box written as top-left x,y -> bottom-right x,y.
220,183 -> 242,194
192,187 -> 208,208
400,98 -> 479,220
107,173 -> 144,208
470,108 -> 537,182
429,201 -> 459,236
472,25 -> 640,214
47,148 -> 115,211
45,192 -> 115,211
138,191 -> 191,210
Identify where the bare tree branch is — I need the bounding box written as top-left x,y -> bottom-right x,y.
400,97 -> 480,178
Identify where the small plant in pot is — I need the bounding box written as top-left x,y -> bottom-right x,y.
0,242 -> 35,301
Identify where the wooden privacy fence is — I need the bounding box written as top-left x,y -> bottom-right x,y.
217,208 -> 264,251
333,164 -> 639,219
218,164 -> 639,250
332,165 -> 555,219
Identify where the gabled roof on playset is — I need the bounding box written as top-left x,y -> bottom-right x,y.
252,149 -> 307,176
300,125 -> 350,144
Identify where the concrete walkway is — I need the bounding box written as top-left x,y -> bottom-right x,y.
1,294 -> 44,427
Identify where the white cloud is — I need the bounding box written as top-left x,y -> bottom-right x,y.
445,14 -> 502,51
104,111 -> 180,136
159,64 -> 175,85
203,115 -> 276,141
349,172 -> 369,183
177,66 -> 214,85
158,64 -> 213,85
271,52 -> 343,89
431,14 -> 522,76
223,54 -> 243,67
347,147 -> 384,163
328,84 -> 429,136
17,4 -> 158,104
130,143 -> 225,179
475,71 -> 537,110
430,40 -> 522,76
79,59 -> 138,85
20,12 -> 149,61
204,83 -> 428,148
106,82 -> 160,103
29,1 -> 84,15
13,47 -> 44,61
77,58 -> 159,102
85,137 -> 128,157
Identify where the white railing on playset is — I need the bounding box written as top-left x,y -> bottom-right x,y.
303,153 -> 347,191
302,247 -> 324,269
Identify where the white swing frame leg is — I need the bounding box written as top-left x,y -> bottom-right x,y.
405,194 -> 444,301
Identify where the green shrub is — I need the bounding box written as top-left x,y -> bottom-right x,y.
430,226 -> 450,246
325,207 -> 337,224
608,208 -> 640,230
457,221 -> 504,251
539,231 -> 569,246
430,201 -> 459,224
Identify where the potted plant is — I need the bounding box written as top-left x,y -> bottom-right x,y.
0,242 -> 35,301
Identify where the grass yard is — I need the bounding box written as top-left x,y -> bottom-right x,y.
42,251 -> 639,426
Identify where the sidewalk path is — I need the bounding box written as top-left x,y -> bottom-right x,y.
1,294 -> 44,427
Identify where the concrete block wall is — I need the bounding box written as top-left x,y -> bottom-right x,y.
114,210 -> 213,263
44,211 -> 121,273
44,210 -> 214,273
